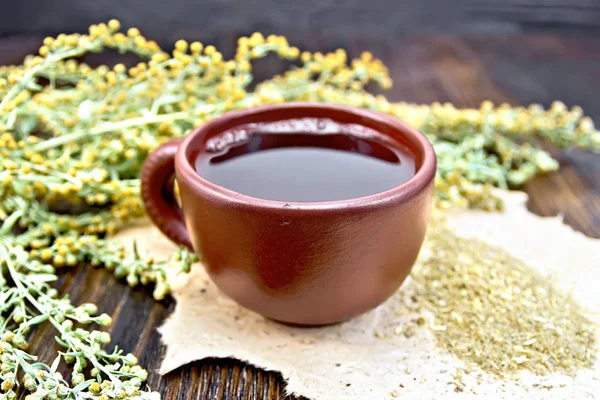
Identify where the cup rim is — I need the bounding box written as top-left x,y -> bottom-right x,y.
175,102 -> 436,211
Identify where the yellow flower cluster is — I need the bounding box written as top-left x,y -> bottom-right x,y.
40,20 -> 162,58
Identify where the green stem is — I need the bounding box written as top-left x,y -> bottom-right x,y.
0,65 -> 43,113
0,48 -> 90,114
3,248 -> 121,385
28,112 -> 190,153
0,209 -> 26,237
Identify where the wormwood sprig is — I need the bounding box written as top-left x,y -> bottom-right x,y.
0,19 -> 599,398
1,246 -> 145,399
0,198 -> 193,399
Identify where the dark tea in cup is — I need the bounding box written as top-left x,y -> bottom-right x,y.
193,118 -> 416,202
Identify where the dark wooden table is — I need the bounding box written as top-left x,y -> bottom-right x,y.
2,33 -> 599,399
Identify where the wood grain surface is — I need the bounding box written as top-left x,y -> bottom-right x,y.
2,33 -> 599,399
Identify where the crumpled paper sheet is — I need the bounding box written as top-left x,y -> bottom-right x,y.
113,190 -> 600,399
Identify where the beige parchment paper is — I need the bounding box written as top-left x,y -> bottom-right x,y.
113,190 -> 600,399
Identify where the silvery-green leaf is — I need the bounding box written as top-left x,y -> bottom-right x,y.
50,354 -> 61,373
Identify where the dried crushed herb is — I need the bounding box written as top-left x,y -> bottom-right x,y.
412,214 -> 597,376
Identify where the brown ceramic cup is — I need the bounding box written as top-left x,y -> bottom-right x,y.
141,103 -> 436,326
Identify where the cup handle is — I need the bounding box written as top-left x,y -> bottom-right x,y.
141,138 -> 193,250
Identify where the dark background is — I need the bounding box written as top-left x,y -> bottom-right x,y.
2,0 -> 600,44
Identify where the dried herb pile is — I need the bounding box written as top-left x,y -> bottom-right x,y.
0,20 -> 599,398
412,214 -> 596,377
